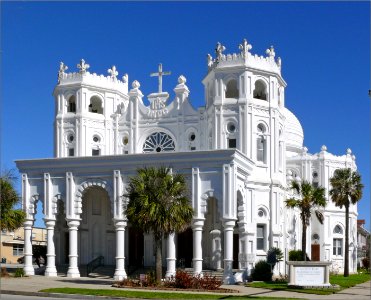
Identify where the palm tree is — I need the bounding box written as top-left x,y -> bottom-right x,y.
0,171 -> 26,231
124,166 -> 193,284
329,168 -> 363,277
285,180 -> 326,260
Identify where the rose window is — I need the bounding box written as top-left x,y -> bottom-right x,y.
143,132 -> 175,153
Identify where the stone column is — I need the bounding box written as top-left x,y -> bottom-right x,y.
210,229 -> 222,270
113,219 -> 127,280
23,219 -> 35,276
44,219 -> 57,276
223,219 -> 236,284
192,219 -> 204,275
66,219 -> 80,278
165,233 -> 176,278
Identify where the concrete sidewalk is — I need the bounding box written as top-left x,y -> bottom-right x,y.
1,275 -> 370,299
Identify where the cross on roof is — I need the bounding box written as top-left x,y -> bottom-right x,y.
150,63 -> 171,93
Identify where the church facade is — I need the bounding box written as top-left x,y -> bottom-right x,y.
16,39 -> 358,283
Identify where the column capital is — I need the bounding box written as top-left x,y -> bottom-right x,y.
113,218 -> 127,229
43,218 -> 56,228
222,218 -> 236,229
66,218 -> 81,228
24,219 -> 34,228
192,218 -> 205,229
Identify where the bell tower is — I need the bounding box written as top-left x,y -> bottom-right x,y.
53,59 -> 129,158
202,39 -> 286,174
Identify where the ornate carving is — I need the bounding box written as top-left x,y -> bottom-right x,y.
108,65 -> 118,80
58,62 -> 68,83
207,54 -> 213,67
122,73 -> 128,83
77,59 -> 90,74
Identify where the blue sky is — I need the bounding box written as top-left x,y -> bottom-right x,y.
1,1 -> 370,229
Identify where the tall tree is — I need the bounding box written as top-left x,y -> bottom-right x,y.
0,171 -> 26,231
124,166 -> 193,284
286,180 -> 326,260
329,168 -> 363,277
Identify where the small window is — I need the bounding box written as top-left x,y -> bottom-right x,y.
189,133 -> 196,141
93,136 -> 100,143
228,138 -> 236,149
124,150 -> 128,154
68,148 -> 74,157
67,134 -> 74,143
333,238 -> 343,256
257,208 -> 266,218
123,136 -> 129,145
257,225 -> 265,250
312,182 -> 319,188
13,244 -> 24,256
225,79 -> 239,98
227,122 -> 236,133
257,136 -> 266,163
190,146 -> 196,151
253,80 -> 267,100
92,149 -> 100,156
67,96 -> 76,113
333,225 -> 343,234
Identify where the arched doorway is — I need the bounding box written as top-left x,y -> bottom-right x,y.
79,186 -> 115,266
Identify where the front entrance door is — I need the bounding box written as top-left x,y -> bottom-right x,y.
311,244 -> 320,261
128,227 -> 144,267
233,233 -> 239,269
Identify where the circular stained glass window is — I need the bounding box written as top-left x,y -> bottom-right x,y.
143,132 -> 175,153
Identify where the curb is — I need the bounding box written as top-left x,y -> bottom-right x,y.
0,290 -> 128,299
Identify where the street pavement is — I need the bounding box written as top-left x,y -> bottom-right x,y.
1,275 -> 370,299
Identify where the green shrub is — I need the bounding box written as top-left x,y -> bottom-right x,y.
267,247 -> 283,270
251,260 -> 272,282
289,250 -> 305,261
14,268 -> 25,278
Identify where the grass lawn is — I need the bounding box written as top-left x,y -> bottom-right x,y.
40,287 -> 299,299
247,272 -> 371,295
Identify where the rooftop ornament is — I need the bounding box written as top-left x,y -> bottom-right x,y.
215,42 -> 226,62
58,62 -> 68,83
108,65 -> 118,80
77,59 -> 90,74
239,38 -> 252,58
150,63 -> 171,93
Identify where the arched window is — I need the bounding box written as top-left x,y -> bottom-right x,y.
67,96 -> 76,113
225,79 -> 239,98
257,124 -> 267,163
89,96 -> 103,114
253,80 -> 267,100
143,132 -> 175,153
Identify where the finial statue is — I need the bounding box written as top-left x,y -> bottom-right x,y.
77,59 -> 90,74
132,80 -> 140,89
108,65 -> 118,80
321,145 -> 327,152
215,42 -> 226,61
58,62 -> 68,83
178,75 -> 187,85
122,73 -> 128,83
239,38 -> 252,58
346,148 -> 352,155
207,54 -> 213,67
266,46 -> 276,58
277,57 -> 282,68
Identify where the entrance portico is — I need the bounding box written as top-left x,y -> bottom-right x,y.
17,150 -> 254,283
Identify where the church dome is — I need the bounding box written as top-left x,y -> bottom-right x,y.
282,107 -> 304,152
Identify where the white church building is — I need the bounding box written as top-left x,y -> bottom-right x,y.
16,38 -> 358,283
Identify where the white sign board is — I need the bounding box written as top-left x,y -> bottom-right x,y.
295,266 -> 324,286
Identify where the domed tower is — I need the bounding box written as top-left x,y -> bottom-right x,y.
202,39 -> 286,177
53,60 -> 129,158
